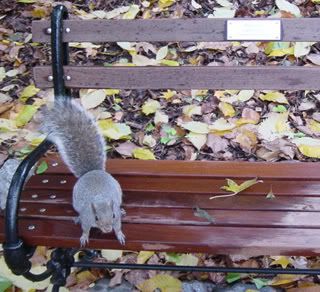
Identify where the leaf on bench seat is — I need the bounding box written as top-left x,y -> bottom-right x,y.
138,274 -> 182,292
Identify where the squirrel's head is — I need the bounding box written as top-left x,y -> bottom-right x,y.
91,201 -> 113,233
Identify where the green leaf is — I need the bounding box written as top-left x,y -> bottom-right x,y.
36,161 -> 48,174
226,273 -> 241,284
17,0 -> 36,3
252,278 -> 269,289
15,105 -> 38,127
19,84 -> 40,102
266,187 -> 276,200
273,105 -> 287,113
133,148 -> 156,160
0,276 -> 11,292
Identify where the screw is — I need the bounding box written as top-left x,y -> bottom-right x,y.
65,27 -> 71,33
42,179 -> 49,184
32,194 -> 38,199
28,225 -> 36,230
20,207 -> 27,212
48,75 -> 53,82
50,194 -> 56,199
60,180 -> 67,184
52,162 -> 58,167
46,27 -> 52,34
65,75 -> 71,81
39,208 -> 46,213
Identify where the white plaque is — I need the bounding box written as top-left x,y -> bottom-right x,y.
226,20 -> 282,41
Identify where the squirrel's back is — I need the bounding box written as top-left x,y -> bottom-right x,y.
42,99 -> 106,177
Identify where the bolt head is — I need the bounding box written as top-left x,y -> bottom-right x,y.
46,27 -> 52,34
65,75 -> 71,81
65,27 -> 71,33
28,225 -> 36,230
48,75 -> 53,82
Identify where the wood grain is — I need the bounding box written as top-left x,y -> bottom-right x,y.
34,66 -> 320,90
1,154 -> 320,255
32,18 -> 320,42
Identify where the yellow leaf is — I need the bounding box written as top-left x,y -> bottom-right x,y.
181,121 -> 209,134
30,137 -> 45,146
218,102 -> 236,117
15,105 -> 38,127
161,90 -> 176,100
271,256 -> 292,269
142,99 -> 161,115
76,270 -> 97,283
138,274 -> 182,292
209,118 -> 236,132
133,148 -> 156,160
176,254 -> 199,266
137,251 -> 155,264
101,250 -> 123,261
158,0 -> 176,9
186,132 -> 207,150
122,4 -> 140,19
307,119 -> 320,133
269,47 -> 294,57
298,145 -> 320,158
105,89 -> 120,95
19,84 -> 40,102
160,59 -> 179,66
259,92 -> 288,104
237,90 -> 255,102
0,119 -> 17,132
182,105 -> 202,117
271,274 -> 302,286
98,120 -> 131,140
80,89 -> 106,109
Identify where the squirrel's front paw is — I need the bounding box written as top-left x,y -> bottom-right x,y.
116,230 -> 126,245
80,233 -> 89,247
120,208 -> 126,217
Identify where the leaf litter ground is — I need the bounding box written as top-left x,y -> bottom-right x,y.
1,0 -> 320,291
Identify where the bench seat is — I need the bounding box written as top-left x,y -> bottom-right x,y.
1,154 -> 320,256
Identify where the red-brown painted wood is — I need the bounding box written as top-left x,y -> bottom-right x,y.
33,66 -> 320,90
32,18 -> 320,42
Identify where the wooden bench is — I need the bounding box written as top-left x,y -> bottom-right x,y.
1,4 -> 320,290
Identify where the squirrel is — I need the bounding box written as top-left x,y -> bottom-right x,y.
42,99 -> 125,247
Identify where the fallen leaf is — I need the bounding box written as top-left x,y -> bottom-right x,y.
132,54 -> 158,66
80,89 -> 106,109
0,276 -> 11,292
36,161 -> 48,174
276,0 -> 301,17
212,7 -> 236,18
156,46 -> 168,61
237,90 -> 255,102
183,105 -> 202,117
161,90 -> 177,100
154,110 -> 169,124
137,251 -> 155,264
210,178 -> 262,199
99,120 -> 131,140
191,0 -> 202,9
143,135 -> 157,148
105,89 -> 120,95
19,84 -> 40,102
216,0 -> 233,7
307,54 -> 320,65
133,148 -> 156,160
294,42 -> 315,58
206,134 -> 229,154
138,274 -> 182,292
226,273 -> 241,284
101,250 -> 123,261
122,4 -> 140,19
158,0 -> 176,9
259,91 -> 288,104
15,105 -> 38,127
186,132 -> 207,150
182,121 -> 209,134
271,256 -> 292,269
115,141 -> 138,157
271,274 -> 302,286
266,187 -> 276,200
142,99 -> 161,115
252,278 -> 269,289
292,137 -> 320,158
0,67 -> 5,82
218,102 -> 236,117
160,59 -> 179,66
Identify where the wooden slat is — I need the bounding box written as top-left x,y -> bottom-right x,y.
34,66 -> 320,90
2,219 -> 320,255
24,174 -> 320,196
40,156 -> 320,180
14,202 -> 320,228
32,18 -> 320,42
21,189 -> 320,211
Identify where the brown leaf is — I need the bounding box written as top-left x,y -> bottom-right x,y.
242,108 -> 260,124
206,134 -> 229,154
115,141 -> 139,157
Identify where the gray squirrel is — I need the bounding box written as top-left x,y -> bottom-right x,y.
42,99 -> 125,246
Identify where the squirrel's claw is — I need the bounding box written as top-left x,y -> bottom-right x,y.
116,230 -> 126,245
120,208 -> 126,217
80,233 -> 89,247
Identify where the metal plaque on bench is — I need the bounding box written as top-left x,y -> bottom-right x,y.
226,19 -> 282,41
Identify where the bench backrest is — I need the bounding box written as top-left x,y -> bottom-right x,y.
32,18 -> 320,91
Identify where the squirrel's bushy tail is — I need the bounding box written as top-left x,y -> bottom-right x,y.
42,99 -> 106,177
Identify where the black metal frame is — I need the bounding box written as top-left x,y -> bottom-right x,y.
3,4 -> 320,291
